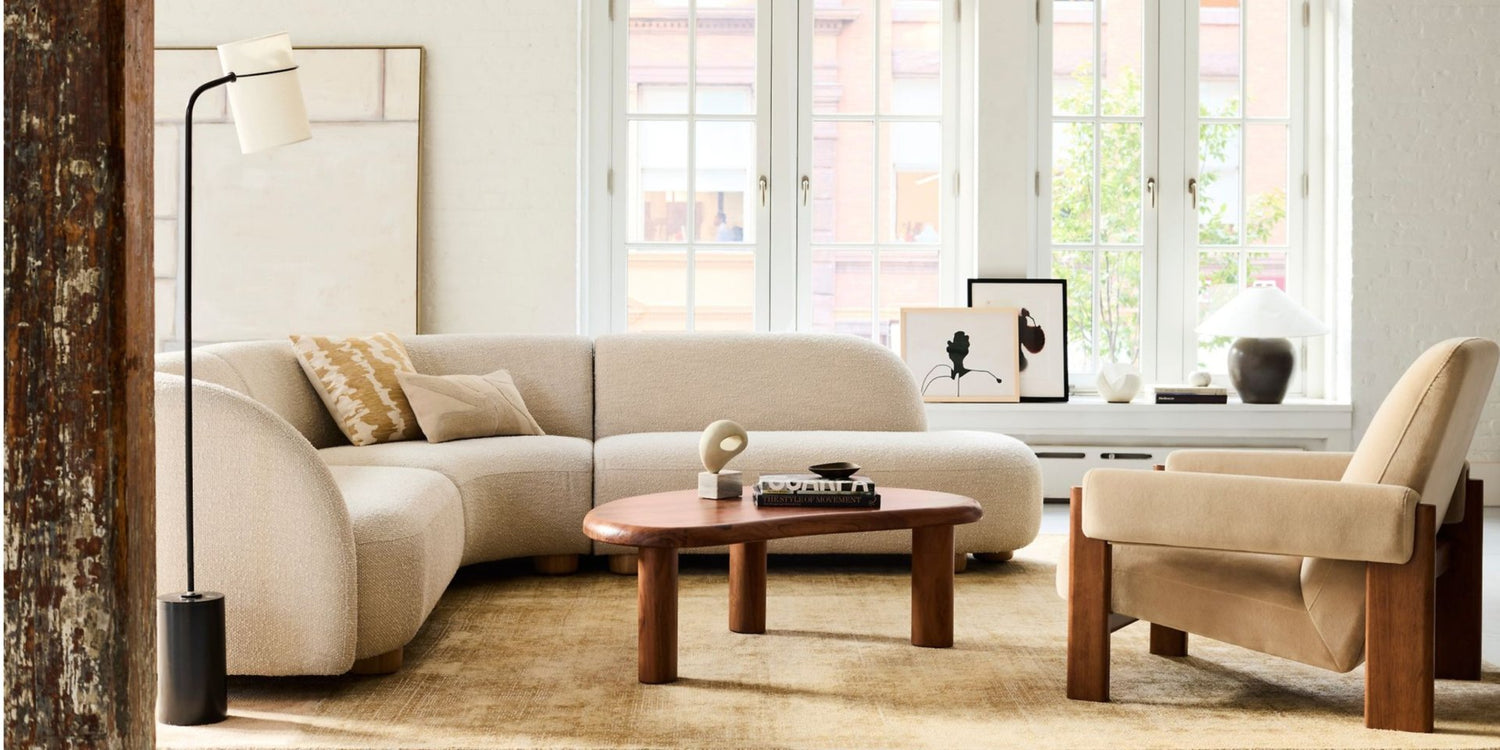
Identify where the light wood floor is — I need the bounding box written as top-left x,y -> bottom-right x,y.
1040,504 -> 1500,665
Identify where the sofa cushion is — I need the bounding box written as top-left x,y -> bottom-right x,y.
291,332 -> 423,446
329,465 -> 464,660
402,334 -> 595,440
593,430 -> 1041,555
322,436 -> 594,565
397,368 -> 545,443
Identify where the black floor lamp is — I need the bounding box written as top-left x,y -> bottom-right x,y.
157,31 -> 310,727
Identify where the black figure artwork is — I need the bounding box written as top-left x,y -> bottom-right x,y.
1018,308 -> 1047,372
920,330 -> 1005,397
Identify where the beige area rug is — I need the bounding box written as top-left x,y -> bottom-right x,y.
160,535 -> 1500,749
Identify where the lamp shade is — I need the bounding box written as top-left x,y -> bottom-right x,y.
217,32 -> 311,154
1197,285 -> 1330,338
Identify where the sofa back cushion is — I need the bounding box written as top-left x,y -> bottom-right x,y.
593,332 -> 926,439
402,334 -> 594,440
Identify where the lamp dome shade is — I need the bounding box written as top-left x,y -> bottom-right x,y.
1196,285 -> 1330,338
218,32 -> 311,154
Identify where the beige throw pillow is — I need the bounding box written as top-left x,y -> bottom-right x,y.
396,369 -> 545,443
290,332 -> 423,446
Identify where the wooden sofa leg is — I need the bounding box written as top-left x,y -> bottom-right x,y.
953,553 -> 969,573
533,554 -> 580,575
974,551 -> 1014,563
1365,503 -> 1436,733
608,554 -> 639,576
1436,477 -> 1483,680
351,647 -> 403,675
1149,624 -> 1188,657
1067,485 -> 1111,702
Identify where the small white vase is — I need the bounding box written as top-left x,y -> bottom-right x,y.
1096,364 -> 1142,403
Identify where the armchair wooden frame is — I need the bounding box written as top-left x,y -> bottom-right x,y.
1066,468 -> 1485,734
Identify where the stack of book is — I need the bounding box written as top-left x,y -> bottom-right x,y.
753,474 -> 880,508
1154,385 -> 1228,404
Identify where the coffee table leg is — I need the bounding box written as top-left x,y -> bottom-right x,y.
638,546 -> 678,683
729,541 -> 767,634
911,525 -> 955,648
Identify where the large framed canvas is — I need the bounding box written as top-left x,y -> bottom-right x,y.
153,46 -> 423,351
900,307 -> 1021,403
968,278 -> 1069,402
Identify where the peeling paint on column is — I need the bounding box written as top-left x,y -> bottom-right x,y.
4,0 -> 156,747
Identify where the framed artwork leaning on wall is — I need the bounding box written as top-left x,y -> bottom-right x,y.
968,278 -> 1069,402
900,307 -> 1021,403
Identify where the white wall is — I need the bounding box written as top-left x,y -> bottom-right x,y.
1349,0 -> 1500,480
974,1 -> 1037,277
156,0 -> 582,335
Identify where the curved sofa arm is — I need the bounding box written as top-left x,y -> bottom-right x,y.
1165,450 -> 1355,481
1081,468 -> 1419,563
156,373 -> 358,675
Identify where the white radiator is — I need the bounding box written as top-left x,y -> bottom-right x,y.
1031,445 -> 1303,502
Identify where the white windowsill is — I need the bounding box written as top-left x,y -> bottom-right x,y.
925,396 -> 1355,450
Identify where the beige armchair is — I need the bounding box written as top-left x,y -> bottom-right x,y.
1064,337 -> 1497,732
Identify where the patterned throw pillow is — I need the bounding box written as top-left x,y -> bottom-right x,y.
395,369 -> 546,443
289,332 -> 423,446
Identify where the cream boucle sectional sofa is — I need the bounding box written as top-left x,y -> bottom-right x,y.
155,333 -> 1042,676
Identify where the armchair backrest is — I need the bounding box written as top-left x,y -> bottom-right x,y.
1342,337 -> 1498,522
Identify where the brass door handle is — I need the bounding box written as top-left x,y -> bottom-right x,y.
759,175 -> 769,207
1188,177 -> 1198,210
801,175 -> 811,206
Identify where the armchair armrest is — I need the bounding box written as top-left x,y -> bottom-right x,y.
155,373 -> 358,675
1164,450 -> 1355,481
1081,468 -> 1420,563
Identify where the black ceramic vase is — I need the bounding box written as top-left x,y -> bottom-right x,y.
1227,337 -> 1295,404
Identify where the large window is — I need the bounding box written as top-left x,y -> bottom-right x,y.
603,0 -> 961,341
1041,0 -> 1313,385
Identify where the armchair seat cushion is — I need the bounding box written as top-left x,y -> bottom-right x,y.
593,430 -> 1041,555
331,465 -> 465,660
321,435 -> 594,564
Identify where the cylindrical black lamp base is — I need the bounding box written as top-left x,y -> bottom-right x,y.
1228,336 -> 1295,404
157,592 -> 228,725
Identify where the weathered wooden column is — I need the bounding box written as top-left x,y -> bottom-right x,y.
4,0 -> 156,746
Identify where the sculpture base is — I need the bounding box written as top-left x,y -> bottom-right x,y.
699,471 -> 743,499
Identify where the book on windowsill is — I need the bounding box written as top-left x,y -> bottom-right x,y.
1154,385 -> 1229,404
754,474 -> 877,496
753,491 -> 881,509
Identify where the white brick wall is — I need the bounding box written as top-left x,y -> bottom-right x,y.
1351,0 -> 1500,478
156,0 -> 581,335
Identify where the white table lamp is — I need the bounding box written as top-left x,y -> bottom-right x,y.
1196,284 -> 1329,404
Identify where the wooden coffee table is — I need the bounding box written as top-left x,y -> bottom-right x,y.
582,488 -> 983,683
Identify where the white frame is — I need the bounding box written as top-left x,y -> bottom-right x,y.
1035,0 -> 1324,393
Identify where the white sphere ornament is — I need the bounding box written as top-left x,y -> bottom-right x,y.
1188,370 -> 1212,387
1096,363 -> 1143,404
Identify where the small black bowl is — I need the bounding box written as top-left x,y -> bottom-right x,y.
809,462 -> 860,480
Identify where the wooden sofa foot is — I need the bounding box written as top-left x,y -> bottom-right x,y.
533,554 -> 580,575
953,553 -> 969,573
1149,624 -> 1188,657
1365,503 -> 1436,733
1067,486 -> 1111,702
608,553 -> 639,575
351,647 -> 403,675
974,551 -> 1014,563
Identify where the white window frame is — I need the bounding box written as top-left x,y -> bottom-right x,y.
583,0 -> 974,338
1034,0 -> 1328,395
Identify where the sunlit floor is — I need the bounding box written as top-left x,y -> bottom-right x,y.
1039,504 -> 1500,665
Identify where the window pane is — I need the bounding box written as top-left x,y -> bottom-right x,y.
1052,249 -> 1095,372
877,248 -> 940,347
810,247 -> 873,339
1245,0 -> 1289,118
1100,0 -> 1145,117
1196,250 -> 1240,370
813,0 -> 876,114
629,121 -> 689,242
1052,121 -> 1095,244
695,121 -> 755,243
1099,122 -> 1142,244
626,248 -> 688,331
1247,250 -> 1286,289
694,248 -> 755,330
1198,122 -> 1242,245
881,122 -> 941,243
1245,123 -> 1288,245
1199,0 -> 1241,117
811,120 -> 875,243
1053,0 -> 1095,116
881,0 -> 942,115
696,0 -> 756,114
1098,250 -> 1142,365
628,1 -> 690,114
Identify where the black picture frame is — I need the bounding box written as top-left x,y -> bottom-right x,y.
967,278 -> 1070,402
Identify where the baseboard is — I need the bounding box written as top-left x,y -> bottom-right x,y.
1471,462 -> 1500,506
